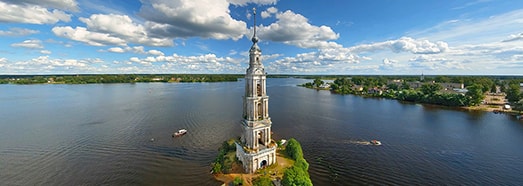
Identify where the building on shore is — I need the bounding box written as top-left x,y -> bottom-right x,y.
440,83 -> 465,90
235,8 -> 277,174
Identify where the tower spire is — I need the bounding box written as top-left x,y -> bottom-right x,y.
251,7 -> 258,44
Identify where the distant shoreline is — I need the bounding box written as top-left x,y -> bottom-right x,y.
302,84 -> 522,116
0,74 -> 243,84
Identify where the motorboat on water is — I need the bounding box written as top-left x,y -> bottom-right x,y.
370,139 -> 381,146
172,129 -> 187,137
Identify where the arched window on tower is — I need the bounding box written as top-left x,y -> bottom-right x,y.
257,102 -> 262,120
258,131 -> 263,145
257,83 -> 261,96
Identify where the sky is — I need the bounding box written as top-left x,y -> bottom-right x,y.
1,0 -> 523,75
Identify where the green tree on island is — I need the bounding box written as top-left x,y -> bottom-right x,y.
282,138 -> 312,186
499,81 -> 507,93
401,81 -> 410,89
387,83 -> 400,91
490,83 -> 498,93
466,84 -> 485,106
313,78 -> 324,88
233,176 -> 243,186
435,76 -> 451,83
285,138 -> 303,160
282,166 -> 312,186
506,82 -> 522,103
351,76 -> 364,85
253,176 -> 272,186
513,99 -> 523,113
420,83 -> 442,96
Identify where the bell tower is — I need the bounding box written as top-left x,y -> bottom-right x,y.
236,7 -> 276,174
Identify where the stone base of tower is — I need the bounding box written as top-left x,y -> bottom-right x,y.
235,142 -> 277,174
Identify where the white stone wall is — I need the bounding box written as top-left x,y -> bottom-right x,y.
236,142 -> 276,173
241,121 -> 272,149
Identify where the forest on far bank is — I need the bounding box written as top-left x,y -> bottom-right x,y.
300,75 -> 523,111
3,74 -> 523,85
0,74 -> 243,84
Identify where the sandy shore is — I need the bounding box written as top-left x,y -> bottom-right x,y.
213,154 -> 293,186
463,94 -> 520,114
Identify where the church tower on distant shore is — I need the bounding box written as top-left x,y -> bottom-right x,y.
235,7 -> 277,174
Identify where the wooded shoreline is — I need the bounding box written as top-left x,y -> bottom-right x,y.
300,76 -> 523,114
0,74 -> 243,84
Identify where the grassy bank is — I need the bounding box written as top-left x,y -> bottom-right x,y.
212,138 -> 311,186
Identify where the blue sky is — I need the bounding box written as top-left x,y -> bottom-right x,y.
1,0 -> 523,75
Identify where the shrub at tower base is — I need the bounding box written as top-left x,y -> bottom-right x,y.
281,138 -> 313,186
211,139 -> 237,174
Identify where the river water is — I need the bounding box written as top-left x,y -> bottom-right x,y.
1,78 -> 522,185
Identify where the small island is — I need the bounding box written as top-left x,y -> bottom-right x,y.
212,9 -> 312,186
212,138 -> 312,186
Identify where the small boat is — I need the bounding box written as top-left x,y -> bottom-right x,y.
172,129 -> 187,137
370,140 -> 381,146
280,139 -> 287,145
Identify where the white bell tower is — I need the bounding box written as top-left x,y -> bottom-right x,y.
235,7 -> 276,174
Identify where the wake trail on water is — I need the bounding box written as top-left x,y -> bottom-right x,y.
345,140 -> 373,145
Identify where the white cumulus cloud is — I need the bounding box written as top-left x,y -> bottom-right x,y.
349,37 -> 449,54
383,58 -> 398,65
52,26 -> 127,46
261,7 -> 278,18
227,0 -> 278,6
124,53 -> 244,73
105,46 -> 164,55
267,47 -> 363,73
409,55 -> 451,62
53,14 -> 173,47
108,47 -> 125,53
129,57 -> 140,63
379,58 -> 402,71
3,0 -> 79,11
256,10 -> 340,49
40,50 -> 52,54
502,32 -> 523,42
0,28 -> 39,36
79,14 -> 172,46
148,49 -> 164,56
0,1 -> 71,24
139,0 -> 247,40
11,39 -> 44,49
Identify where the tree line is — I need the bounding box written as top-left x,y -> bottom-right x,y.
0,74 -> 243,84
302,76 -> 523,110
